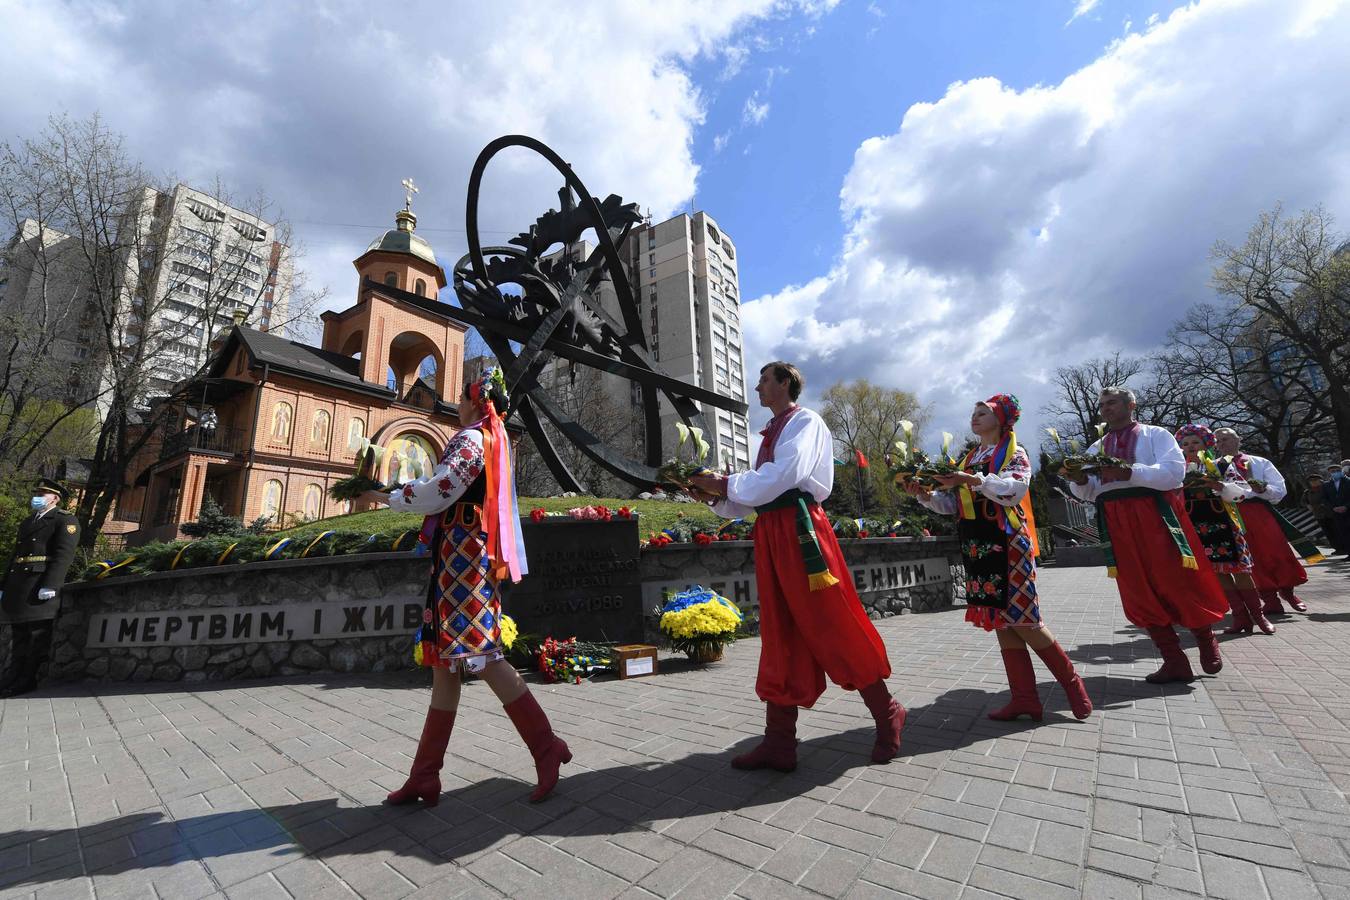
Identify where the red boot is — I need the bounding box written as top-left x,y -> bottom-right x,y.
859,680 -> 907,763
1222,588 -> 1253,634
1189,627 -> 1223,675
1259,590 -> 1283,616
1144,626 -> 1195,684
503,692 -> 572,802
1278,588 -> 1308,613
1241,589 -> 1276,634
988,648 -> 1043,722
732,703 -> 798,772
386,708 -> 456,806
1033,642 -> 1093,720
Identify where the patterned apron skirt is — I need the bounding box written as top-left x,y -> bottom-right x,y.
1181,489 -> 1252,575
415,501 -> 504,672
959,497 -> 1041,631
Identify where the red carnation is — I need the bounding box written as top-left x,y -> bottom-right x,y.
530,508 -> 547,523
618,506 -> 634,519
858,530 -> 870,538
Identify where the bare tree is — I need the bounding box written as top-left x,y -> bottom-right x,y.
5,114 -> 326,545
1211,205 -> 1350,453
1148,301 -> 1333,473
1040,352 -> 1149,445
513,363 -> 637,498
0,146 -> 109,471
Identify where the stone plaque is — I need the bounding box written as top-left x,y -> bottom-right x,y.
503,517 -> 643,643
87,600 -> 423,648
641,555 -> 951,614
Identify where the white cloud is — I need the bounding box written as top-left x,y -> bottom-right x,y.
721,45 -> 750,79
1067,0 -> 1102,25
743,92 -> 772,125
741,0 -> 1350,449
713,130 -> 732,153
0,0 -> 835,320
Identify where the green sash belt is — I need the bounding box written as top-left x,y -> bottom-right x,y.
755,489 -> 840,591
1095,487 -> 1198,579
1249,498 -> 1326,565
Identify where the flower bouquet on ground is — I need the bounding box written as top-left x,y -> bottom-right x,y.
659,586 -> 745,663
329,443 -> 389,502
536,636 -> 615,684
658,422 -> 712,492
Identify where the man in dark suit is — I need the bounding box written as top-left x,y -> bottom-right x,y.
1323,464 -> 1350,556
1,478 -> 80,697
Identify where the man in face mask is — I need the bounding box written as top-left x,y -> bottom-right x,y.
1,478 -> 80,697
1326,464 -> 1350,556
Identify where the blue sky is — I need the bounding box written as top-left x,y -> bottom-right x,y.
691,1 -> 1190,299
3,0 -> 1349,456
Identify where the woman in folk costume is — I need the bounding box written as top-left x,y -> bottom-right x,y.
372,367 -> 571,806
1174,425 -> 1272,635
907,395 -> 1091,721
1213,428 -> 1318,615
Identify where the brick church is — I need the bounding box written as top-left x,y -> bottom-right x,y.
121,203 -> 470,545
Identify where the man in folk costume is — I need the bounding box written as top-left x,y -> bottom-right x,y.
1213,428 -> 1321,614
691,362 -> 904,772
363,368 -> 570,806
0,478 -> 80,697
910,395 -> 1091,721
1065,388 -> 1229,683
1174,425 -> 1271,635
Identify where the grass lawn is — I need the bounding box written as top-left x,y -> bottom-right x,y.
276,496 -> 726,541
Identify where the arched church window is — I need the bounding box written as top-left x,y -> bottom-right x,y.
260,479 -> 283,521
311,409 -> 330,450
415,278 -> 427,297
384,271 -> 398,287
270,401 -> 293,442
302,483 -> 323,521
382,434 -> 436,484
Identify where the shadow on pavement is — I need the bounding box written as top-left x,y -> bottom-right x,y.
0,724 -> 942,889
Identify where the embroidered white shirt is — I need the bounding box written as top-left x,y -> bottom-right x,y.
919,444 -> 1030,515
713,407 -> 834,518
1069,423 -> 1186,502
1241,454 -> 1287,503
385,430 -> 484,516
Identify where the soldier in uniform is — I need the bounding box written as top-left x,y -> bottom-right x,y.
1,479 -> 80,697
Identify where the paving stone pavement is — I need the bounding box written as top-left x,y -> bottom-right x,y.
2,556 -> 1348,899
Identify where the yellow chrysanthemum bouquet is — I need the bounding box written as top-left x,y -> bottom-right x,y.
659,586 -> 744,663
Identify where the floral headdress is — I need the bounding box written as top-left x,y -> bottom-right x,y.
1174,423 -> 1216,450
981,393 -> 1021,435
468,366 -> 509,411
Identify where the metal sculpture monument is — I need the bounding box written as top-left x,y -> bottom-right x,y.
369,135 -> 748,493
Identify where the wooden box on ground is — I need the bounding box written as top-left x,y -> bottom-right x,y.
614,644 -> 659,679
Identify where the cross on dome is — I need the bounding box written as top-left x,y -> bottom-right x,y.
402,178 -> 418,211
